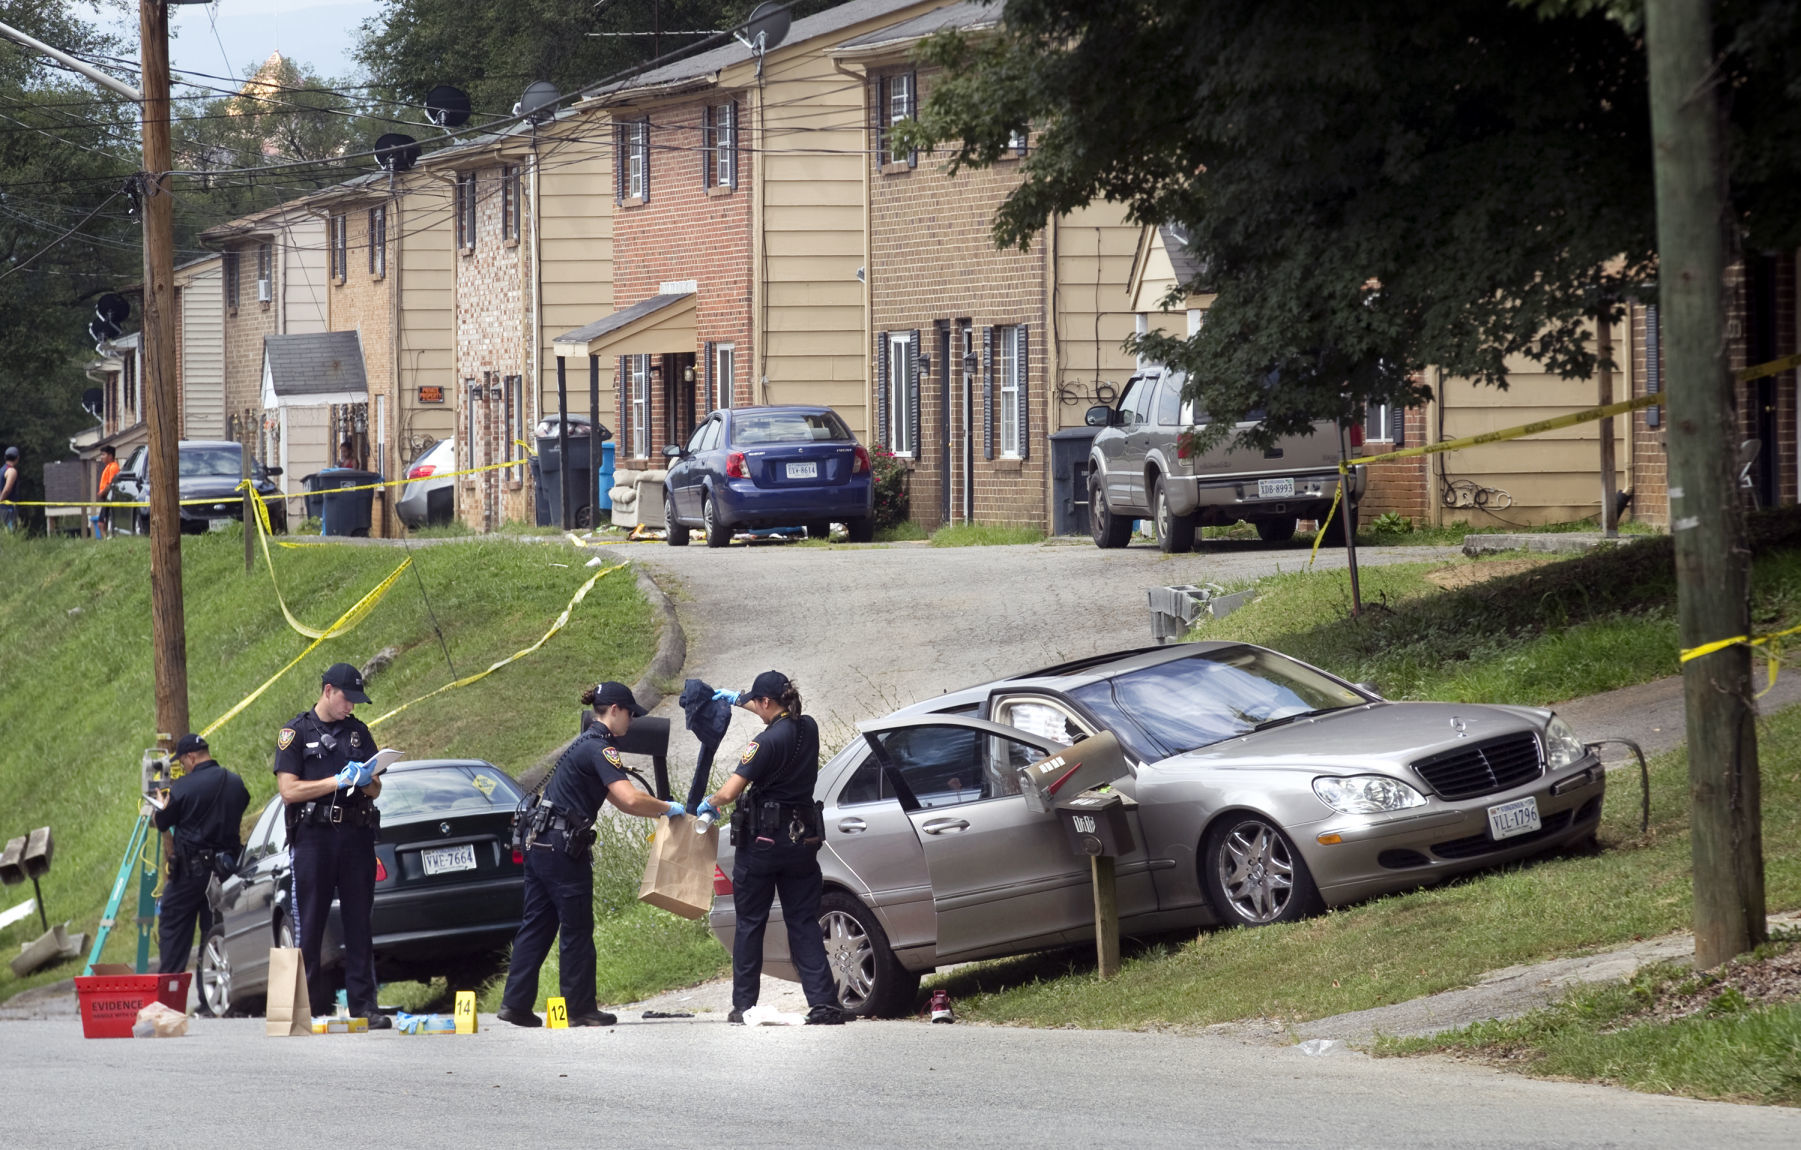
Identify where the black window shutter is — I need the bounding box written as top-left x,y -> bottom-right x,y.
639,118 -> 650,204
907,330 -> 921,454
701,105 -> 712,187
907,71 -> 919,168
618,355 -> 630,448
982,325 -> 995,461
1645,303 -> 1661,428
874,331 -> 889,447
614,124 -> 625,205
873,77 -> 886,167
704,341 -> 716,411
1017,324 -> 1030,459
729,101 -> 740,191
1388,402 -> 1404,446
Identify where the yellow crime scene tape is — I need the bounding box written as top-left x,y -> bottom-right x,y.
9,453 -> 531,509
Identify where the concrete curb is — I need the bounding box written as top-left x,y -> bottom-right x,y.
514,560 -> 686,792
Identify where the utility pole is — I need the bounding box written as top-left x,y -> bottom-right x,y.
1645,0 -> 1765,969
141,0 -> 190,745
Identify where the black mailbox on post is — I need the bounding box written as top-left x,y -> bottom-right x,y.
1057,791 -> 1135,857
580,710 -> 672,800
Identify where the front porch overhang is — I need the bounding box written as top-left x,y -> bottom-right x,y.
553,291 -> 697,359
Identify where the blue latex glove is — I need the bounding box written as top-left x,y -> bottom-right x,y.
696,799 -> 721,823
666,801 -> 687,819
712,688 -> 741,704
334,763 -> 362,789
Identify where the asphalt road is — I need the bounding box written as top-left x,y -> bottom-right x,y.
5,1015 -> 1799,1150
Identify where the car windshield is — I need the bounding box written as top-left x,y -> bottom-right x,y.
1068,647 -> 1368,759
731,411 -> 852,446
373,764 -> 524,819
179,445 -> 242,478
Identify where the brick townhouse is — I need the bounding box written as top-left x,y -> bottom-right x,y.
837,1 -> 1140,531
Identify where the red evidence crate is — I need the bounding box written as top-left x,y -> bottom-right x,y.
73,972 -> 191,1039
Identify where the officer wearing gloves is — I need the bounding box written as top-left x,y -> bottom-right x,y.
697,671 -> 852,1025
274,662 -> 390,1027
499,680 -> 686,1028
154,733 -> 250,993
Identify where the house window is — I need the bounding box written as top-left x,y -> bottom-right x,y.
629,355 -> 649,458
1007,126 -> 1030,157
503,374 -> 526,480
996,324 -> 1023,457
501,165 -> 521,243
874,71 -> 917,169
224,251 -> 240,308
256,242 -> 272,302
1365,401 -> 1404,445
704,103 -> 736,189
123,353 -> 137,424
887,334 -> 915,455
713,344 -> 734,410
617,119 -> 648,202
368,206 -> 387,276
456,173 -> 476,251
329,214 -> 347,281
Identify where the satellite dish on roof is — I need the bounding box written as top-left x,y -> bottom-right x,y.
425,85 -> 471,129
375,132 -> 421,172
517,80 -> 560,125
96,293 -> 130,327
735,2 -> 792,53
82,387 -> 103,418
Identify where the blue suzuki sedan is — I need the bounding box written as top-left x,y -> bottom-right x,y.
662,406 -> 876,547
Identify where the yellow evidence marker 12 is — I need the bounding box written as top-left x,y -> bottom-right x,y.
454,991 -> 478,1034
546,996 -> 568,1029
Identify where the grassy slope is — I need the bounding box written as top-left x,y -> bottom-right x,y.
0,532 -> 665,1000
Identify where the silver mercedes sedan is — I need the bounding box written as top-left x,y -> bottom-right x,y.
707,642 -> 1606,1017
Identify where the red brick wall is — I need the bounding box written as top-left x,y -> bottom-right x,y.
870,68 -> 1047,530
1358,405 -> 1433,523
610,97 -> 754,474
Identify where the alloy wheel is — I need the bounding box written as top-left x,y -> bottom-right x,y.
1214,818 -> 1298,924
820,907 -> 876,1009
200,933 -> 231,1015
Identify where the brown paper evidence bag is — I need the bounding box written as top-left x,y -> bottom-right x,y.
638,816 -> 719,920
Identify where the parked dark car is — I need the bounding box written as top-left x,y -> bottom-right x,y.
662,405 -> 875,547
709,642 -> 1605,1017
197,759 -> 527,1016
1085,370 -> 1363,552
111,439 -> 287,535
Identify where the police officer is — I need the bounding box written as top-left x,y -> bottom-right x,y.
154,733 -> 250,998
498,681 -> 686,1028
274,662 -> 391,1028
697,671 -> 851,1025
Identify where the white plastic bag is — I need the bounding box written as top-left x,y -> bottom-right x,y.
134,1000 -> 189,1038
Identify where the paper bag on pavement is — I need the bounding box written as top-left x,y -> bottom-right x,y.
638,817 -> 718,920
265,947 -> 311,1037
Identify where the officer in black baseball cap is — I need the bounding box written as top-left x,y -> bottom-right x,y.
499,679 -> 682,1027
154,733 -> 249,1007
273,661 -> 388,1025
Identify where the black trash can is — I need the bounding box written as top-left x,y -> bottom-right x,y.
536,415 -> 593,528
299,473 -> 323,523
529,456 -> 551,527
1049,427 -> 1101,537
310,468 -> 382,537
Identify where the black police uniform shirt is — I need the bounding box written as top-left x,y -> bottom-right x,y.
545,725 -> 631,820
273,710 -> 378,806
154,759 -> 252,853
734,713 -> 820,805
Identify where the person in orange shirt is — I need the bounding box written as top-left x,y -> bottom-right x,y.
94,445 -> 121,538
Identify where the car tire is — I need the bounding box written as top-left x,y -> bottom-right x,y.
1319,503 -> 1359,547
198,924 -> 231,1017
818,890 -> 920,1018
702,493 -> 732,548
1201,814 -> 1322,927
664,492 -> 689,546
805,520 -> 833,540
1256,516 -> 1298,543
846,517 -> 875,543
268,505 -> 289,535
1089,474 -> 1131,549
442,953 -> 506,992
1152,476 -> 1195,553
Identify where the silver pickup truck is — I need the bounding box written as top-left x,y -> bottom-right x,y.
1084,370 -> 1363,552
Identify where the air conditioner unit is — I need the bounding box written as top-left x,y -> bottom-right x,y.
256,279 -> 272,303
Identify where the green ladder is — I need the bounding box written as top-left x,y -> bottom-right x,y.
83,813 -> 160,974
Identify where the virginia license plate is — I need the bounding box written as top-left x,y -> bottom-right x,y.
786,461 -> 818,479
1258,477 -> 1295,498
1486,796 -> 1542,840
421,844 -> 476,875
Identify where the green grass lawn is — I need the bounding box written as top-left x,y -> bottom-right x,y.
0,531 -> 675,1001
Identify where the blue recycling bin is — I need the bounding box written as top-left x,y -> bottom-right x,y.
596,440 -> 615,511
311,468 -> 382,536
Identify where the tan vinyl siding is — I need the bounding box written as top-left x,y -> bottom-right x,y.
179,263 -> 226,438
535,128 -> 615,419
282,216 -> 328,334
1051,204 -> 1142,432
398,176 -> 456,448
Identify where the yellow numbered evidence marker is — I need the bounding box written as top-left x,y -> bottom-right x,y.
546,996 -> 569,1029
454,990 -> 478,1034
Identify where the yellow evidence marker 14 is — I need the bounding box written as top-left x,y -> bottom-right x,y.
454,991 -> 478,1034
546,997 -> 568,1029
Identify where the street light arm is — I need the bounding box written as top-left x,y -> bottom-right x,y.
0,19 -> 142,102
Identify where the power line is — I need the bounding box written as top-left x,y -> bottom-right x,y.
0,191 -> 124,284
